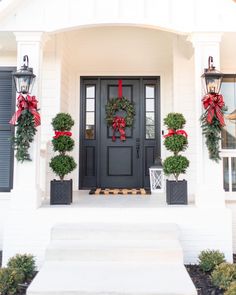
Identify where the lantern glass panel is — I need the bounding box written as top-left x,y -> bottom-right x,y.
205,76 -> 222,94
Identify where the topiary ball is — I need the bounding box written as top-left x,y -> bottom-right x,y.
163,155 -> 189,181
49,155 -> 77,180
52,113 -> 74,131
52,136 -> 75,153
164,113 -> 186,130
164,134 -> 188,154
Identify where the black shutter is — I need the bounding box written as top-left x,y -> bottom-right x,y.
0,68 -> 16,192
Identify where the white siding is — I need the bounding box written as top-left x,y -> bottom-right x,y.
227,202 -> 236,253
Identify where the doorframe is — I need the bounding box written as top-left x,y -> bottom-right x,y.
79,76 -> 161,189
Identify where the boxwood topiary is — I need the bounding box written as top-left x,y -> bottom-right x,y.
164,113 -> 186,130
163,155 -> 189,181
49,113 -> 77,180
163,113 -> 189,181
51,113 -> 74,131
164,134 -> 188,155
52,136 -> 75,153
211,263 -> 236,290
50,155 -> 77,180
198,250 -> 225,273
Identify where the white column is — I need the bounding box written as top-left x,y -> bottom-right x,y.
11,32 -> 45,209
189,33 -> 225,208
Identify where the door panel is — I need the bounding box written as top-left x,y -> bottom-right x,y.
80,77 -> 160,189
100,79 -> 140,188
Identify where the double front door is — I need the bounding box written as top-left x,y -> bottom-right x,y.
80,77 -> 160,189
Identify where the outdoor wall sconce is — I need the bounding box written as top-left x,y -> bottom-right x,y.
201,56 -> 224,94
12,55 -> 36,94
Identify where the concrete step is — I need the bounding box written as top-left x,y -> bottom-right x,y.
27,261 -> 197,295
51,223 -> 180,241
45,239 -> 183,263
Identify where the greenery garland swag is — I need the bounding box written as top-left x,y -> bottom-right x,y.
200,93 -> 226,162
105,97 -> 135,141
9,94 -> 40,162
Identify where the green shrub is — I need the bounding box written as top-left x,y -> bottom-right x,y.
211,263 -> 236,290
163,155 -> 189,181
225,282 -> 236,295
52,136 -> 75,153
163,113 -> 189,181
164,134 -> 188,154
198,250 -> 225,273
7,254 -> 36,282
50,155 -> 77,180
164,113 -> 186,130
0,267 -> 24,295
51,113 -> 74,131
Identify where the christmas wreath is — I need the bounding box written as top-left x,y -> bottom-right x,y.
105,96 -> 135,141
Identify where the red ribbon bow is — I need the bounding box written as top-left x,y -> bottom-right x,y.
202,93 -> 225,126
164,129 -> 188,138
53,131 -> 72,139
9,94 -> 41,127
112,116 -> 126,141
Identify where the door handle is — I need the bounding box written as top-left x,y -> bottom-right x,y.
136,146 -> 140,159
136,138 -> 140,159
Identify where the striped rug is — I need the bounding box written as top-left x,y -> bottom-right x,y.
89,188 -> 151,195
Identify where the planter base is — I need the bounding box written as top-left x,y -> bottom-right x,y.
50,179 -> 72,205
166,180 -> 188,205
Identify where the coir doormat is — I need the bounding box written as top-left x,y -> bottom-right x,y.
89,188 -> 151,195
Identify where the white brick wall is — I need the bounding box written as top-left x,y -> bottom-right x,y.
2,206 -> 233,267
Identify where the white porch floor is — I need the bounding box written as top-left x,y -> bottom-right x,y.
42,190 -> 195,208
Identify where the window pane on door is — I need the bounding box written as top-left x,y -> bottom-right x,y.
221,77 -> 236,149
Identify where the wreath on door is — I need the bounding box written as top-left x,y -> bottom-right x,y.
105,96 -> 135,141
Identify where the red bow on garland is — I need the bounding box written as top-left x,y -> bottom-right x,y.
112,116 -> 126,141
9,94 -> 40,127
164,129 -> 188,138
202,93 -> 225,126
53,131 -> 72,139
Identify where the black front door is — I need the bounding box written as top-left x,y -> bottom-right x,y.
100,79 -> 141,188
80,77 -> 160,189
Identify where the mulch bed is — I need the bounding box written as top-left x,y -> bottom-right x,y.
185,254 -> 236,295
0,251 -> 235,295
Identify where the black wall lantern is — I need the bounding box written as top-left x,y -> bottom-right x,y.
201,56 -> 224,94
13,55 -> 36,94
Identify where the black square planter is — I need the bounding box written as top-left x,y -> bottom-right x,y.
50,179 -> 72,205
166,180 -> 188,205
